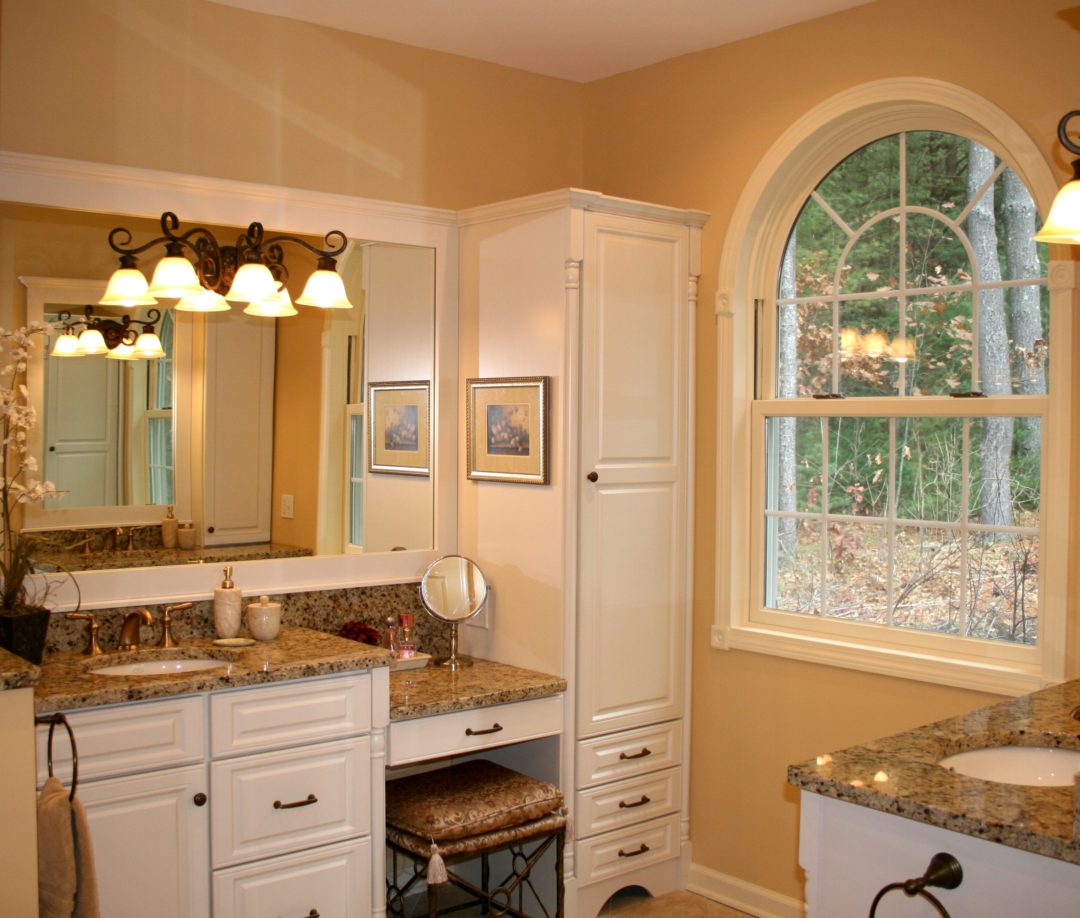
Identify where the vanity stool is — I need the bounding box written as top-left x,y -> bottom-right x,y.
385,759 -> 566,918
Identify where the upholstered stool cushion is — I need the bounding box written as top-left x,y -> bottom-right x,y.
386,810 -> 566,860
386,759 -> 563,842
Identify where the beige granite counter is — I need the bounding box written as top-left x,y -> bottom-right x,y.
0,646 -> 39,691
390,658 -> 566,721
35,627 -> 393,713
789,679 -> 1080,865
34,542 -> 311,573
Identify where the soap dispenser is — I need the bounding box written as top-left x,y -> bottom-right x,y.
213,566 -> 242,638
161,504 -> 178,549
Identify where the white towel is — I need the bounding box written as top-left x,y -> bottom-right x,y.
37,777 -> 99,918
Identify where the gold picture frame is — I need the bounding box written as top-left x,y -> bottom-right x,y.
367,381 -> 431,476
466,376 -> 550,485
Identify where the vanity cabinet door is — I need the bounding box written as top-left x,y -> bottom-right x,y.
77,762 -> 210,918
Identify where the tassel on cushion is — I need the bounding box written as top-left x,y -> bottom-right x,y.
561,806 -> 574,843
427,841 -> 448,885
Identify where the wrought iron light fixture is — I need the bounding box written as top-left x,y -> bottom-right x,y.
99,212 -> 354,316
50,307 -> 165,360
1034,110 -> 1080,245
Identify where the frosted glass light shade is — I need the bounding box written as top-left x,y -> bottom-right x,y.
133,331 -> 166,359
889,336 -> 916,362
106,340 -> 138,360
76,327 -> 107,355
225,262 -> 278,303
174,289 -> 231,312
50,331 -> 82,357
100,268 -> 157,307
1034,179 -> 1080,244
147,256 -> 203,298
243,287 -> 298,317
296,269 -> 354,309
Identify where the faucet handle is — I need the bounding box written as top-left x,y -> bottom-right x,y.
66,611 -> 102,656
157,602 -> 193,649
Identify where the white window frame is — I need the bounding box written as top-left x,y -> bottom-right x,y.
713,78 -> 1076,695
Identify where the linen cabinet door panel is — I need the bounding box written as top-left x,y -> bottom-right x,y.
213,837 -> 371,918
577,213 -> 689,739
77,763 -> 210,918
211,736 -> 370,867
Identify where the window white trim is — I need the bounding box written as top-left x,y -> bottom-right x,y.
713,78 -> 1074,695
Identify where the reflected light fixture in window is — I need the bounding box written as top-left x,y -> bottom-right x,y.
102,212 -> 355,313
1034,110 -> 1080,245
50,307 -> 164,360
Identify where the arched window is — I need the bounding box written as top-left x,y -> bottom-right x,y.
714,81 -> 1072,693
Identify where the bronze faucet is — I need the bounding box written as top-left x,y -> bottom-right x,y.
117,608 -> 153,652
156,602 -> 192,649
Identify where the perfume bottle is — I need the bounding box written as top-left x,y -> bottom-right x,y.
397,611 -> 416,659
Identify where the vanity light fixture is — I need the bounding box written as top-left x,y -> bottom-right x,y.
1034,110 -> 1080,245
101,211 -> 355,314
50,306 -> 164,360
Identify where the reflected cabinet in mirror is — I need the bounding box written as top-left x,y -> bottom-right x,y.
3,203 -> 436,570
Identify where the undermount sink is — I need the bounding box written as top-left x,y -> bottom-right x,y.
91,658 -> 228,676
939,746 -> 1080,786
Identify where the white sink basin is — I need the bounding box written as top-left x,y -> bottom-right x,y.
92,659 -> 227,676
939,746 -> 1080,786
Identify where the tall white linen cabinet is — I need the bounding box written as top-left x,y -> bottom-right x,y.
458,189 -> 707,917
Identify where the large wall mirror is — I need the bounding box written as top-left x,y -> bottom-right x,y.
0,153 -> 457,608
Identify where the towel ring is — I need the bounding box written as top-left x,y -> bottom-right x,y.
35,712 -> 78,802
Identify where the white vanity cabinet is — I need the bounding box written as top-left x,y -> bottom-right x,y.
458,190 -> 705,916
36,669 -> 388,918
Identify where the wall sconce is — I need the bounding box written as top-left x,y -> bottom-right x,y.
100,212 -> 354,316
50,307 -> 165,360
1034,110 -> 1080,245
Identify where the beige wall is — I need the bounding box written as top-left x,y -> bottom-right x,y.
581,0 -> 1080,901
0,0 -> 584,211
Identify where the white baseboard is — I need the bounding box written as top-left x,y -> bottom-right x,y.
686,862 -> 805,918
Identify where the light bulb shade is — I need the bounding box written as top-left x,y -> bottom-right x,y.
839,327 -> 860,356
50,331 -> 82,357
147,255 -> 203,298
225,262 -> 279,303
105,340 -> 138,360
100,268 -> 157,307
861,331 -> 888,358
889,336 -> 916,362
1033,179 -> 1080,244
76,327 -> 108,355
174,289 -> 231,312
243,287 -> 298,317
133,331 -> 166,359
296,269 -> 354,309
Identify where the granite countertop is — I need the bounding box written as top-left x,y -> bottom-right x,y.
0,646 -> 40,691
34,542 -> 312,573
390,658 -> 566,721
789,679 -> 1080,866
34,627 -> 393,713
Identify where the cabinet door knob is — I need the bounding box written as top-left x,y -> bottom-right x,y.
193,792 -> 207,806
586,471 -> 599,482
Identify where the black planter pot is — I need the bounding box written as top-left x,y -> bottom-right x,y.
0,605 -> 51,665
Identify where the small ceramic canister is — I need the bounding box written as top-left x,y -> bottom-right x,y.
246,594 -> 282,641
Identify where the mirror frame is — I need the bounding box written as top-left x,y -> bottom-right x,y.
0,151 -> 458,609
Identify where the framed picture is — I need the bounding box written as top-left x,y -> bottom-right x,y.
466,376 -> 550,485
367,381 -> 431,476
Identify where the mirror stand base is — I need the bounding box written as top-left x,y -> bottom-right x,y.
432,654 -> 473,670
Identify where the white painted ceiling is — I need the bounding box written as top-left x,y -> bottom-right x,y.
208,0 -> 876,83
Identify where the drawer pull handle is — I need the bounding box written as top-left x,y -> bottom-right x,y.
465,723 -> 504,737
618,843 -> 650,858
618,795 -> 651,809
619,747 -> 652,761
274,793 -> 318,810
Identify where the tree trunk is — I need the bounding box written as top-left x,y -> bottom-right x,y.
777,233 -> 798,556
968,142 -> 1014,529
1003,167 -> 1045,459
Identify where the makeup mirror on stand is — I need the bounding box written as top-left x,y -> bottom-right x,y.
418,555 -> 489,670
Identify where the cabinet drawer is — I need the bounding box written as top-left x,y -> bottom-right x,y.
575,813 -> 680,886
211,673 -> 371,757
389,694 -> 563,766
213,837 -> 371,918
211,736 -> 370,868
576,720 -> 681,789
575,766 -> 681,839
36,695 -> 204,785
